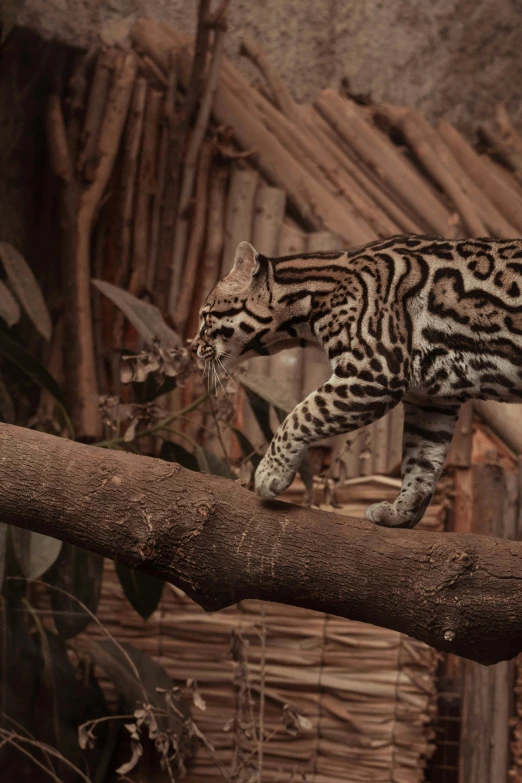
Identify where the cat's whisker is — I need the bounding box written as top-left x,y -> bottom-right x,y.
217,357 -> 237,391
213,361 -> 228,400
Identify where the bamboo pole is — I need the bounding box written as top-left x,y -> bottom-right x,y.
148,54 -> 178,294
169,21 -> 227,315
117,76 -> 147,290
176,141 -> 213,336
186,162 -> 229,339
242,183 -> 286,441
222,168 -> 259,274
438,119 -> 522,235
315,90 -> 453,236
267,221 -> 306,404
375,105 -> 486,236
387,404 -> 404,475
130,86 -> 162,296
479,108 -> 522,188
77,49 -> 117,180
129,18 -> 375,244
298,105 -> 408,236
218,62 -> 377,243
301,231 -> 339,399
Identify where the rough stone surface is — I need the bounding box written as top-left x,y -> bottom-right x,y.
17,0 -> 522,133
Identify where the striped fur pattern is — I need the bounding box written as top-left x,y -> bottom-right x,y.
192,235 -> 522,528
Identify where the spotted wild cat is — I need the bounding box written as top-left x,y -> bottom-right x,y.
191,234 -> 522,528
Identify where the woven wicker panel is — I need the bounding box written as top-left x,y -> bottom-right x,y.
86,484 -> 444,783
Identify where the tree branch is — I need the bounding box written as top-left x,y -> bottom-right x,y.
1,422 -> 521,666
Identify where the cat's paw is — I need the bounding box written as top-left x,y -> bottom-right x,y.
254,456 -> 294,499
365,501 -> 417,528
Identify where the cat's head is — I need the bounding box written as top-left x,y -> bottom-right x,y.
191,241 -> 275,369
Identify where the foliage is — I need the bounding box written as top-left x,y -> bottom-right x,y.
0,254 -> 316,781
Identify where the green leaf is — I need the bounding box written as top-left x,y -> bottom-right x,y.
230,426 -> 262,469
0,241 -> 52,340
47,544 -> 104,638
132,372 -> 178,403
30,626 -> 110,775
73,638 -> 187,731
92,279 -> 180,349
0,329 -> 63,404
239,369 -> 298,412
0,279 -> 20,327
11,528 -> 62,579
159,440 -> 199,471
0,523 -> 6,591
0,601 -> 42,731
115,561 -> 163,620
244,388 -> 274,444
202,448 -> 235,479
0,372 -> 14,423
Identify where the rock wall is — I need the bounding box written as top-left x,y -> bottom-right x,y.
18,0 -> 522,132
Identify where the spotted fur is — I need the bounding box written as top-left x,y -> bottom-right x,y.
192,235 -> 522,528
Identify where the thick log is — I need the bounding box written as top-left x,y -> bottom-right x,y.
1,423 -> 522,666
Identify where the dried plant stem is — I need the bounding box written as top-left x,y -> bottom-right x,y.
0,728 -> 93,783
95,390 -> 209,448
9,576 -> 147,702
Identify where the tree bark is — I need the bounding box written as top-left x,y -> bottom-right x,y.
1,422 -> 522,666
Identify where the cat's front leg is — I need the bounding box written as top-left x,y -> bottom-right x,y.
366,401 -> 460,528
255,372 -> 404,499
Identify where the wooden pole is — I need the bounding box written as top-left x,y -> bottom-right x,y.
222,168 -> 259,274
176,141 -> 213,335
438,119 -> 522,235
459,464 -> 516,783
130,85 -> 162,296
315,90 -> 453,236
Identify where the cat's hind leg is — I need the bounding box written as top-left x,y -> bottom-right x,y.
366,401 -> 459,528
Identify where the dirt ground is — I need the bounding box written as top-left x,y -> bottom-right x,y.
18,0 -> 522,134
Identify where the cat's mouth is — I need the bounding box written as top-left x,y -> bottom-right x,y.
191,338 -> 216,361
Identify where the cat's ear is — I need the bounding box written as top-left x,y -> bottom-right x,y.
228,241 -> 265,286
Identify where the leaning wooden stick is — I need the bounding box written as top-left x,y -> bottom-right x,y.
239,35 -> 297,120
